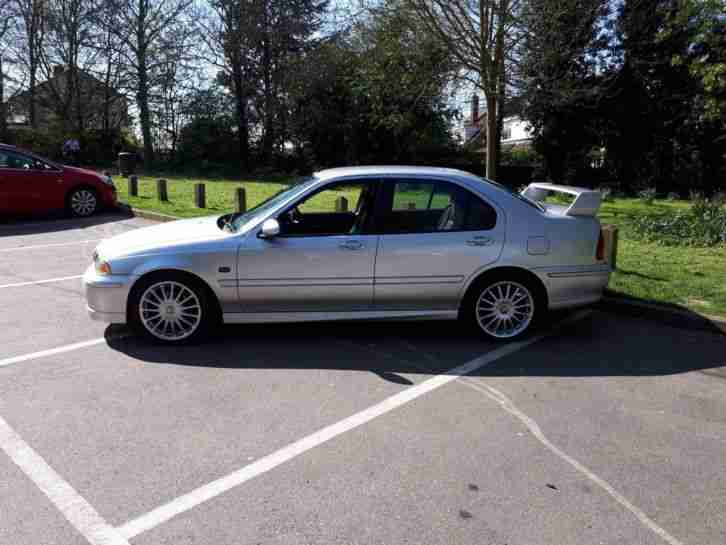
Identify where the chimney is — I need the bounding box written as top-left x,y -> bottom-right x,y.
53,65 -> 64,78
471,95 -> 479,126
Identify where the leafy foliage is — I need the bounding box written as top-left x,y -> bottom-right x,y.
632,196 -> 726,247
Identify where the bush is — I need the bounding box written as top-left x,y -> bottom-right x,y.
638,187 -> 657,205
632,195 -> 726,246
598,186 -> 614,202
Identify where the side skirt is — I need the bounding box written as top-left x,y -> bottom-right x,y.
222,310 -> 459,324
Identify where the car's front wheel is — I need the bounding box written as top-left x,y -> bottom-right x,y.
67,187 -> 98,217
129,275 -> 215,344
468,278 -> 539,341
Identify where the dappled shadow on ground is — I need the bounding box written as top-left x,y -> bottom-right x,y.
106,310 -> 726,381
602,289 -> 726,336
0,209 -> 135,237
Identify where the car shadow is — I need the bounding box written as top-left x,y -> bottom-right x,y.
105,310 -> 726,381
0,208 -> 134,237
602,289 -> 726,336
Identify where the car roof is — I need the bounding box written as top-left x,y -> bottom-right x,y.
314,165 -> 482,182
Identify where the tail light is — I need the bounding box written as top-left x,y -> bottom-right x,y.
596,229 -> 605,261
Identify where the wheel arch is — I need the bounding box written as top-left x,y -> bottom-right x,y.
126,268 -> 223,324
458,266 -> 549,318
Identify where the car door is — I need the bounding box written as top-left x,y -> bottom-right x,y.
0,150 -> 62,214
373,178 -> 504,311
236,179 -> 380,312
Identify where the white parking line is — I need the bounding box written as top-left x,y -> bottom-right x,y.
0,275 -> 83,289
0,338 -> 106,368
0,416 -> 130,545
0,240 -> 101,252
116,310 -> 591,539
460,379 -> 684,545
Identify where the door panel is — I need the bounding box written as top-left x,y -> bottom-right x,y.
235,178 -> 380,313
236,234 -> 378,312
373,178 -> 504,311
0,150 -> 64,213
374,231 -> 502,310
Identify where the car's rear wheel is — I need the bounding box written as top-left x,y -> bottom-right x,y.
469,279 -> 538,341
129,275 -> 214,345
68,187 -> 98,217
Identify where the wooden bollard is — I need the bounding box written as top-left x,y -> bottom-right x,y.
235,187 -> 247,213
602,224 -> 619,269
156,179 -> 167,201
335,196 -> 348,212
129,175 -> 138,197
195,183 -> 206,208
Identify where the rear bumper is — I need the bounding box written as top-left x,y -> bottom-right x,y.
534,264 -> 611,310
83,265 -> 131,324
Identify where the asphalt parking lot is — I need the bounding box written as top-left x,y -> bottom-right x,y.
1,212 -> 725,545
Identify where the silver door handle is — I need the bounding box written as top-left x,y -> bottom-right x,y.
466,237 -> 493,247
339,240 -> 364,250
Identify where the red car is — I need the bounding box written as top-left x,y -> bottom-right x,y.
0,143 -> 117,217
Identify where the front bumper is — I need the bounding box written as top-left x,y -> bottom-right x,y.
83,265 -> 131,324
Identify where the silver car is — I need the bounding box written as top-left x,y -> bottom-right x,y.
84,166 -> 610,344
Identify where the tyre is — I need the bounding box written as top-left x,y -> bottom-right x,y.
128,274 -> 216,345
67,187 -> 98,217
467,277 -> 540,341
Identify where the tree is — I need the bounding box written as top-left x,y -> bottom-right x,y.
665,0 -> 726,121
0,10 -> 12,140
288,2 -> 457,167
39,0 -> 104,135
103,0 -> 195,168
404,0 -> 521,180
519,0 -> 609,183
11,0 -> 47,129
202,0 -> 257,170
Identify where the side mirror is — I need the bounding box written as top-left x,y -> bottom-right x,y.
258,218 -> 281,239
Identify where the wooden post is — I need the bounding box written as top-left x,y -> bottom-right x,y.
129,175 -> 138,197
407,202 -> 416,210
156,179 -> 167,201
602,224 -> 619,269
335,196 -> 348,212
195,183 -> 206,208
235,187 -> 247,213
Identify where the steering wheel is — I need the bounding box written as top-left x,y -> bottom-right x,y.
289,207 -> 303,224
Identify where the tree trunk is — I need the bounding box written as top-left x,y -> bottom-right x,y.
137,53 -> 154,169
261,20 -> 274,163
29,60 -> 37,129
231,62 -> 249,172
485,94 -> 498,180
0,55 -> 6,141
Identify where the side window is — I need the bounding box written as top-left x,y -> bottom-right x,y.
0,150 -> 34,170
381,179 -> 497,234
278,181 -> 376,237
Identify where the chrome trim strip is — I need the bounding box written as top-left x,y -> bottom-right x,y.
547,271 -> 610,279
223,310 -> 458,324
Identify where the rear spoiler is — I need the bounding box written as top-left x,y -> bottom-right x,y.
521,183 -> 602,217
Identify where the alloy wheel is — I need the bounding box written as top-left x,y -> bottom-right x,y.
139,281 -> 202,341
71,189 -> 97,216
475,281 -> 535,339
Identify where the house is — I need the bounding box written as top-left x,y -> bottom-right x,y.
4,66 -> 128,133
463,95 -> 533,151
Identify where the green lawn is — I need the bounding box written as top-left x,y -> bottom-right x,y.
115,176 -> 726,319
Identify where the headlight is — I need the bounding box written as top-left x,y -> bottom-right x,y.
93,252 -> 112,274
101,174 -> 114,186
96,260 -> 112,275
